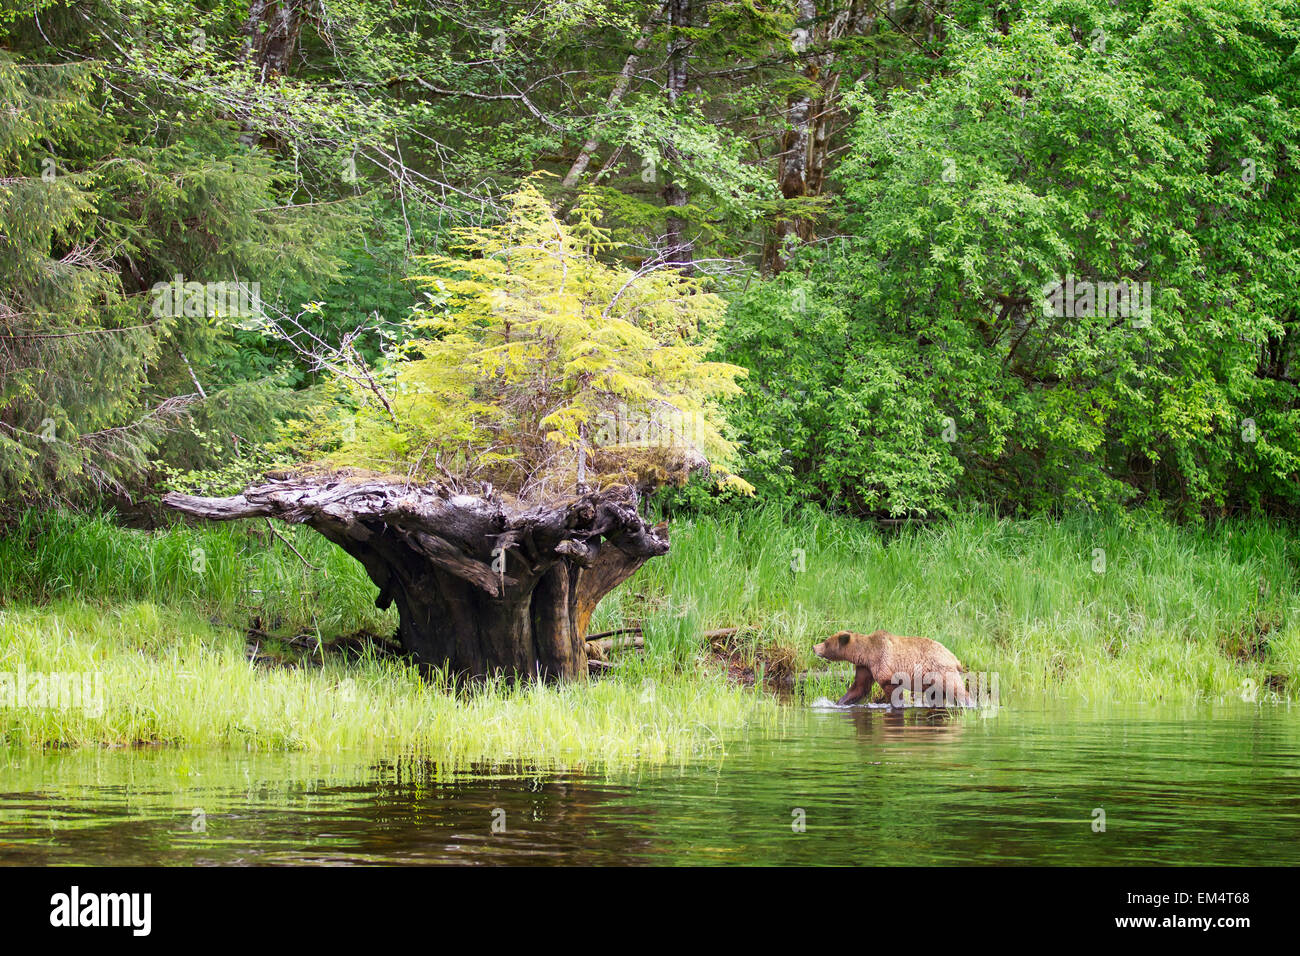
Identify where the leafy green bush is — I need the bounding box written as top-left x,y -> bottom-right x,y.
722,1 -> 1300,518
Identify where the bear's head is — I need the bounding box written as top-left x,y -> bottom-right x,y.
812,630 -> 855,661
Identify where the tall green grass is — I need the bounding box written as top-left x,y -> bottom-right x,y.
0,509 -> 392,637
593,506 -> 1300,703
0,601 -> 779,763
0,505 -> 1296,759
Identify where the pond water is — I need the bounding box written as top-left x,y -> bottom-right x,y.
3,702 -> 1298,865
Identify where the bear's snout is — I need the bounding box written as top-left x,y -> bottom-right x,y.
812,641 -> 826,659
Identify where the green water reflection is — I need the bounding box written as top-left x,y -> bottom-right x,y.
2,702 -> 1297,865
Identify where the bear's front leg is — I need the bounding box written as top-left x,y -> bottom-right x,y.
836,665 -> 873,705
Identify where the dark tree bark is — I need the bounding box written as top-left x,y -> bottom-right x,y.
765,1 -> 876,273
240,0 -> 307,79
163,478 -> 669,682
662,0 -> 694,272
236,0 -> 309,147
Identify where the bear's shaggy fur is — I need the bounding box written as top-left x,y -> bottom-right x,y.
812,630 -> 973,707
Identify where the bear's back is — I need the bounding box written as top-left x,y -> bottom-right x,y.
875,632 -> 962,676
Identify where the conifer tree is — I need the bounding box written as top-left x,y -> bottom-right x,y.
317,178 -> 749,498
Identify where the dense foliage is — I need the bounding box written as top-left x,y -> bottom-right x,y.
724,1 -> 1300,516
2,0 -> 1297,518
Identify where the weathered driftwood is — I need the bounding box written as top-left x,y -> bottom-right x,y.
163,477 -> 668,681
585,626 -> 644,641
585,626 -> 739,661
585,633 -> 645,661
588,634 -> 645,653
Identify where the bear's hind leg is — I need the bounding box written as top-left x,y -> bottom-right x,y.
872,680 -> 900,706
945,671 -> 974,707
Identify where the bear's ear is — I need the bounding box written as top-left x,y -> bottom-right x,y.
838,633 -> 851,646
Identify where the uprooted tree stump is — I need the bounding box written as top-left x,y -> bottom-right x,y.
163,477 -> 669,681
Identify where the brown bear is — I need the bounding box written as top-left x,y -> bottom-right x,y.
812,630 -> 974,707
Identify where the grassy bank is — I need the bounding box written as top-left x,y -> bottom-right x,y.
610,506 -> 1300,704
0,601 -> 775,764
0,506 -> 1296,758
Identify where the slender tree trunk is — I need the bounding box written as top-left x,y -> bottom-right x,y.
241,0 -> 306,79
765,0 -> 818,273
765,1 -> 874,273
163,478 -> 669,681
562,3 -> 667,189
238,1 -> 308,146
662,0 -> 693,272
